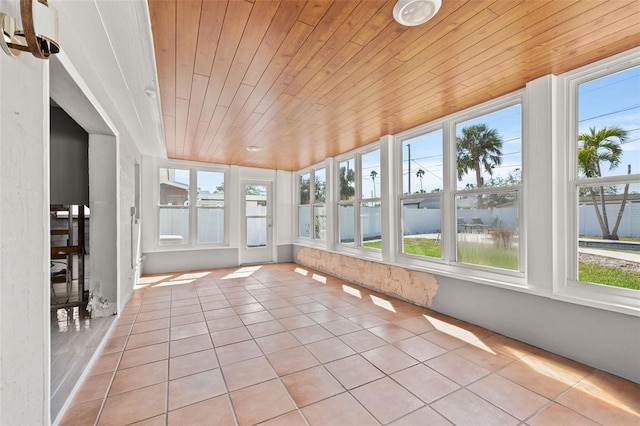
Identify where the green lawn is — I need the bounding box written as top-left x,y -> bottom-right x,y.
404,238 -> 442,258
365,238 -> 638,289
457,241 -> 518,270
363,238 -> 442,257
579,262 -> 640,290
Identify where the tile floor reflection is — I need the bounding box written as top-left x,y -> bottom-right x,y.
59,263 -> 639,425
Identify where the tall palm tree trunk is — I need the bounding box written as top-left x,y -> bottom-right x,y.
610,165 -> 632,240
589,187 -> 609,238
597,185 -> 611,238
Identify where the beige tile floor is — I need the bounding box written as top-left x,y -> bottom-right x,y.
59,263 -> 640,425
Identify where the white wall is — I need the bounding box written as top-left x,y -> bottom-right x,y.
0,19 -> 50,424
117,138 -> 143,312
0,0 -> 160,422
89,135 -> 118,314
431,276 -> 640,383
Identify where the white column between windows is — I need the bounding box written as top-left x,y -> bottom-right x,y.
380,135 -> 396,263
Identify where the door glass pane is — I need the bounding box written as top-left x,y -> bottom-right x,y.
247,217 -> 267,247
339,204 -> 354,245
402,197 -> 441,258
246,185 -> 267,215
246,184 -> 268,248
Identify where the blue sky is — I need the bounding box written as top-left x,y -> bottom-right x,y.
578,65 -> 639,178
402,104 -> 522,193
169,169 -> 224,194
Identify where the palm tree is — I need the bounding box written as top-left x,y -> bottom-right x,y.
416,169 -> 425,192
456,124 -> 503,188
339,165 -> 355,201
578,126 -> 629,240
370,170 -> 378,198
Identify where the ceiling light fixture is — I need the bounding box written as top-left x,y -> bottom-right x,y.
393,0 -> 442,27
246,146 -> 262,152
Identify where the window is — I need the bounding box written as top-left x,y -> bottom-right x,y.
158,166 -> 226,246
338,158 -> 356,245
454,104 -> 522,271
298,173 -> 311,238
574,65 -> 639,291
313,168 -> 326,241
334,149 -> 382,250
361,150 -> 381,249
196,171 -> 225,244
399,129 -> 443,259
297,168 -> 326,240
159,168 -> 190,244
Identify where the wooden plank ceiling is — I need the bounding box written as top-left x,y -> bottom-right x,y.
148,0 -> 640,171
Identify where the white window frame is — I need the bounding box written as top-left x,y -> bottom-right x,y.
450,99 -> 524,276
296,164 -> 327,242
396,123 -> 445,263
297,170 -> 312,239
393,92 -> 526,286
312,167 -> 327,242
359,147 -> 382,252
156,161 -> 229,250
333,144 -> 382,257
335,154 -> 358,250
555,48 -> 640,315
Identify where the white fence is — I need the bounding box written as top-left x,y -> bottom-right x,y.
579,202 -> 640,238
159,207 -> 225,244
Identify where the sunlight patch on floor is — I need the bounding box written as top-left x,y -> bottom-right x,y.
138,275 -> 173,284
342,284 -> 362,298
176,272 -> 211,280
424,315 -> 495,354
370,294 -> 396,312
155,278 -> 196,287
576,378 -> 640,417
312,273 -> 326,283
222,266 -> 262,279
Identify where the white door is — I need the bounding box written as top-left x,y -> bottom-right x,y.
241,182 -> 273,264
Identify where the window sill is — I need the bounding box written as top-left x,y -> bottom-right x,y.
147,243 -> 232,253
552,281 -> 640,317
